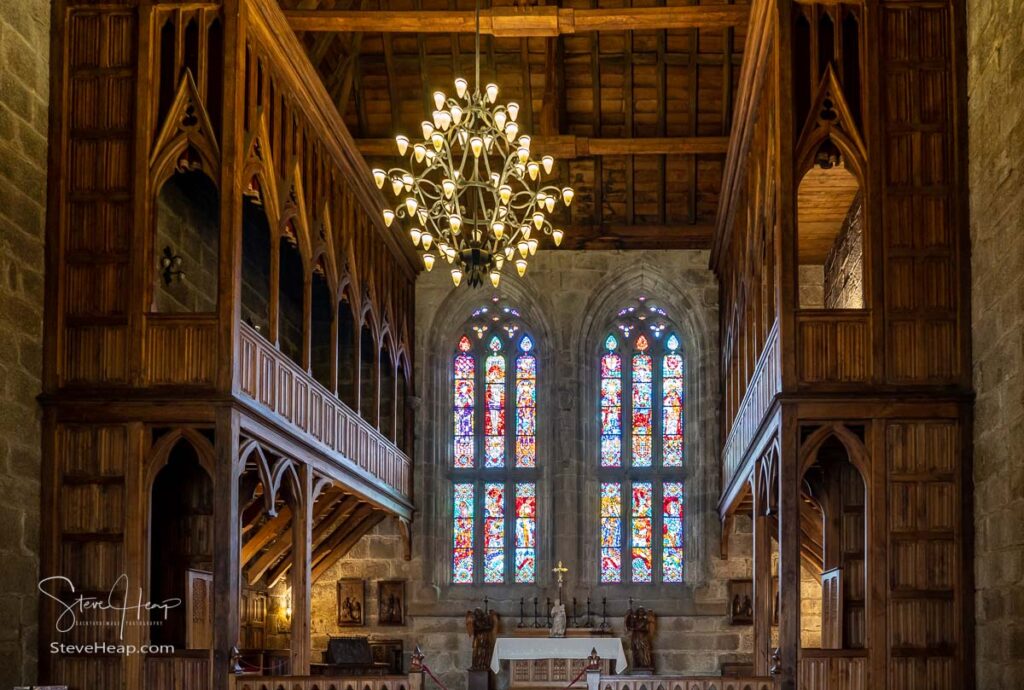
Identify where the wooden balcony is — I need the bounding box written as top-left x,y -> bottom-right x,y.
238,322 -> 411,498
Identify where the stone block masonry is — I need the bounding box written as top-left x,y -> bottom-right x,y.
0,0 -> 49,685
968,0 -> 1024,688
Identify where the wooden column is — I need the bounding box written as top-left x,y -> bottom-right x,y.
751,471 -> 772,676
290,463 -> 314,674
213,409 -> 242,690
776,409 -> 801,690
751,470 -> 772,676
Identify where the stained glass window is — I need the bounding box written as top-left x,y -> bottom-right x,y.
454,336 -> 476,469
515,336 -> 537,468
451,327 -> 539,585
600,482 -> 622,583
483,483 -> 506,583
597,325 -> 685,584
601,336 -> 622,468
663,334 -> 684,467
632,336 -> 653,468
662,482 -> 684,582
484,336 -> 506,468
452,483 -> 475,583
514,482 -> 536,583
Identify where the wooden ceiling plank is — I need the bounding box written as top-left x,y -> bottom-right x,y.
267,502 -> 375,588
624,21 -> 634,226
241,505 -> 293,567
590,11 -> 603,227
688,5 -> 699,226
285,6 -> 751,34
382,32 -> 402,129
244,493 -> 345,586
521,38 -> 535,133
311,511 -> 387,582
657,6 -> 667,226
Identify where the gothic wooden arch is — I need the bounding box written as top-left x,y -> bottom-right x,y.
797,423 -> 871,482
279,161 -> 314,272
149,70 -> 221,194
241,114 -> 282,229
794,66 -> 868,184
143,427 -> 216,493
239,438 -> 277,515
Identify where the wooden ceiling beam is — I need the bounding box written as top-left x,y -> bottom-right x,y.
286,6 -> 750,35
311,510 -> 387,582
557,224 -> 714,250
356,135 -> 729,157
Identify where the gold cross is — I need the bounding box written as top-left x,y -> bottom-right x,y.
552,561 -> 569,585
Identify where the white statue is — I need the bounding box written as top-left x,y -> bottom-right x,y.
550,602 -> 567,637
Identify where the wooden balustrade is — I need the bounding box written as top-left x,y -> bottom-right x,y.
239,323 -> 411,497
593,675 -> 775,690
231,674 -> 420,690
722,322 -> 781,491
797,650 -> 867,690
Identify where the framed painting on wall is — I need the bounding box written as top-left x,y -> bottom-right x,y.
337,578 -> 366,627
377,580 -> 406,626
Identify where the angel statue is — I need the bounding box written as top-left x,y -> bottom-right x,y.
465,607 -> 500,671
624,606 -> 656,671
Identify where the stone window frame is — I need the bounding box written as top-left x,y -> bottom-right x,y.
573,270 -> 719,613
595,328 -> 687,586
420,285 -> 555,602
449,331 -> 541,586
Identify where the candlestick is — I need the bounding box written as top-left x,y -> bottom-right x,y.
518,597 -> 526,628
546,598 -> 552,627
533,597 -> 541,628
571,597 -> 578,627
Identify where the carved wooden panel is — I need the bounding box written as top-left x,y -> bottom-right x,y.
796,313 -> 870,384
797,653 -> 866,690
231,677 -> 413,690
886,420 -> 961,689
144,654 -> 211,690
144,315 -> 219,385
880,4 -> 962,383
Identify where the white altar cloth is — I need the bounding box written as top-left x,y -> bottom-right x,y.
489,637 -> 627,674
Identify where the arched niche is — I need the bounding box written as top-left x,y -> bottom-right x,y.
379,344 -> 396,442
796,142 -> 864,309
153,168 -> 220,313
278,226 -> 305,367
359,321 -> 378,426
310,266 -> 334,391
337,291 -> 358,410
241,179 -> 272,336
149,438 -> 214,648
799,432 -> 867,650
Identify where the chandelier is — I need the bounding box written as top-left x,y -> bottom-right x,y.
370,0 -> 574,288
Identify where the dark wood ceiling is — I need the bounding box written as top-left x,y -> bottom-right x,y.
279,0 -> 750,249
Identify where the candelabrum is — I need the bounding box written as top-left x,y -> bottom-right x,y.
373,78 -> 575,289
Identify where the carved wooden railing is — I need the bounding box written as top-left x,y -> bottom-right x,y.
795,311 -> 871,385
145,651 -> 211,690
231,674 -> 421,690
722,321 -> 781,491
238,322 -> 412,497
592,675 -> 775,690
143,313 -> 220,386
797,650 -> 867,690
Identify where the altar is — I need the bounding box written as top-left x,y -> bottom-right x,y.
490,634 -> 626,686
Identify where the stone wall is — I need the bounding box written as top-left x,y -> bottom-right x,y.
311,251 -> 762,688
153,170 -> 220,313
968,0 -> 1024,687
0,0 -> 49,684
823,194 -> 864,309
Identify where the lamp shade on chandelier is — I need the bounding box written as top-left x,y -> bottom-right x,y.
372,76 -> 574,288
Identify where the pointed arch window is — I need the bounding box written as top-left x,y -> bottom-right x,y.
451,333 -> 539,585
598,332 -> 686,584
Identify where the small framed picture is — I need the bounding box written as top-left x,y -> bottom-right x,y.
377,580 -> 406,626
728,579 -> 754,625
337,578 -> 366,627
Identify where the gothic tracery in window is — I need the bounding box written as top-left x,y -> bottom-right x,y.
598,321 -> 686,584
451,327 -> 539,585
